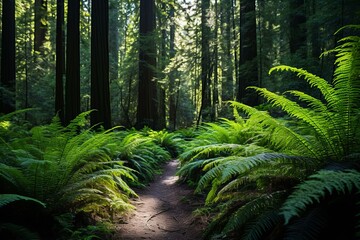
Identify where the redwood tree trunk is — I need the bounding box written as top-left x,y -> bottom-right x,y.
238,0 -> 258,106
136,0 -> 157,129
34,0 -> 47,52
65,0 -> 80,124
91,0 -> 112,129
199,0 -> 212,123
168,4 -> 177,130
55,0 -> 65,123
289,0 -> 306,56
0,0 -> 16,114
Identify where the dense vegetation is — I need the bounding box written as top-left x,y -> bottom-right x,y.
1,0 -> 360,239
178,25 -> 360,239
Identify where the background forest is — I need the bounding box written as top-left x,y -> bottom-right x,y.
0,0 -> 359,129
1,0 -> 360,239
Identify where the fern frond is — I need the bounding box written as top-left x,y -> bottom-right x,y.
243,210 -> 282,240
249,87 -> 340,159
229,101 -> 321,158
223,191 -> 284,235
198,153 -> 310,195
269,66 -> 336,105
283,207 -> 327,240
281,170 -> 360,224
0,194 -> 45,208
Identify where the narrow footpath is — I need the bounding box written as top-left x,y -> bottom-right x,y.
114,160 -> 206,240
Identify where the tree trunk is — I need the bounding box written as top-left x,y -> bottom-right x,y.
213,0 -> 219,120
289,0 -> 306,56
34,0 -> 47,52
0,0 -> 16,114
199,0 -> 212,123
168,4 -> 177,130
136,0 -> 157,129
65,0 -> 80,124
91,0 -> 111,129
221,0 -> 234,102
55,0 -> 65,123
156,3 -> 167,130
238,0 -> 258,106
109,0 -> 119,124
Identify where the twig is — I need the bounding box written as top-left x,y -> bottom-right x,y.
146,208 -> 170,229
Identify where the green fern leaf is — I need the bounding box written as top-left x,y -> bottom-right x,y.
0,194 -> 45,208
281,170 -> 360,224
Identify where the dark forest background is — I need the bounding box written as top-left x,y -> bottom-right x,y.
1,0 -> 359,129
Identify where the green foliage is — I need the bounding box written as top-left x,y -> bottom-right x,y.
111,130 -> 171,185
0,194 -> 46,208
178,26 -> 360,239
0,110 -> 181,238
0,194 -> 45,239
281,169 -> 360,224
0,112 -> 136,238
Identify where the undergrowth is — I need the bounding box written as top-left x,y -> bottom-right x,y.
177,25 -> 360,239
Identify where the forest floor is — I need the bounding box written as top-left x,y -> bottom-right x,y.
114,160 -> 207,240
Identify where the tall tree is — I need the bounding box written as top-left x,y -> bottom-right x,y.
220,0 -> 234,102
136,0 -> 157,129
199,0 -> 212,123
55,0 -> 65,122
213,0 -> 219,120
65,0 -> 80,124
168,2 -> 177,130
157,2 -> 167,130
289,0 -> 306,57
34,0 -> 48,52
238,0 -> 258,106
91,0 -> 111,129
0,0 -> 16,114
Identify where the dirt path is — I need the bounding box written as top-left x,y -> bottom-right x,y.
114,160 -> 206,240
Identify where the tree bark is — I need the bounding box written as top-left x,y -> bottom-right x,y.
221,0 -> 234,102
199,0 -> 212,123
91,0 -> 112,129
157,2 -> 167,130
55,0 -> 65,123
0,0 -> 16,114
136,0 -> 157,129
289,0 -> 306,56
238,0 -> 258,106
65,0 -> 80,124
34,0 -> 47,52
168,4 -> 177,130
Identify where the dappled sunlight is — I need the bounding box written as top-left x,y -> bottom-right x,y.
116,160 -> 205,240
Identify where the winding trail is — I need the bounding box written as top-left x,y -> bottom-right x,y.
114,160 -> 206,240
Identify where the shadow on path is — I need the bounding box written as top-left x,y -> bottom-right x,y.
114,160 -> 205,240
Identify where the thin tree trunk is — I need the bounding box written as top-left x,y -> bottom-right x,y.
157,2 -> 167,130
168,3 -> 177,130
55,0 -> 65,123
213,0 -> 219,120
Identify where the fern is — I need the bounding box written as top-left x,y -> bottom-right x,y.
180,25 -> 360,239
242,210 -> 283,240
281,169 -> 360,224
0,194 -> 45,208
